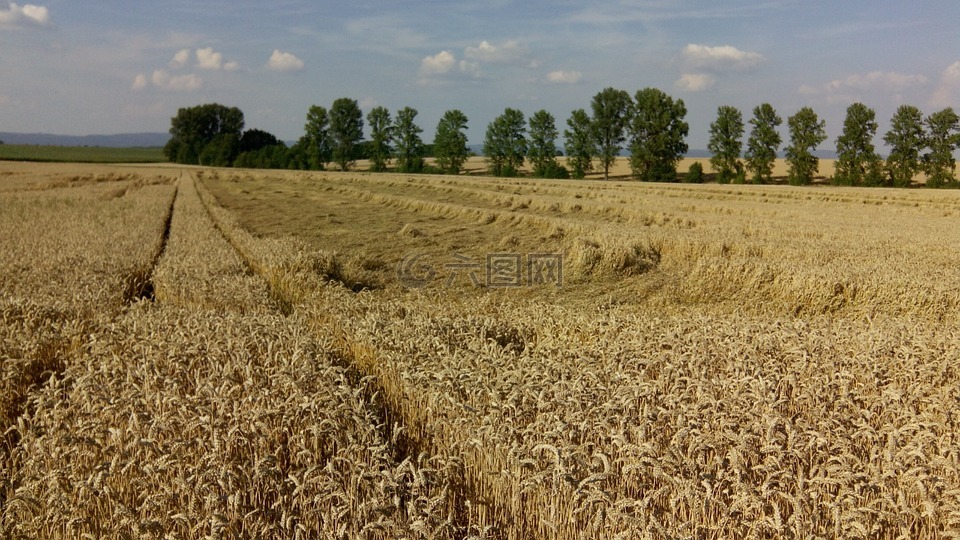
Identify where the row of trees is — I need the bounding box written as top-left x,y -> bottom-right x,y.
164,96 -> 960,187
481,88 -> 690,181
164,100 -> 472,174
706,102 -> 960,187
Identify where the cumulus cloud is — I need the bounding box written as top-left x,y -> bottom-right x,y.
196,47 -> 223,70
266,49 -> 304,72
675,73 -> 715,92
546,70 -> 582,84
420,41 -> 535,82
930,61 -> 960,107
682,44 -> 764,71
131,74 -> 148,91
0,2 -> 49,28
421,50 -> 456,75
170,48 -> 190,69
151,69 -> 203,91
192,47 -> 239,71
419,50 -> 488,82
464,40 -> 525,63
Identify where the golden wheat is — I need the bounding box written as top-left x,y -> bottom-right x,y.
5,160 -> 960,539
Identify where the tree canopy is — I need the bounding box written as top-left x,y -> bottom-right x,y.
329,98 -> 364,171
744,103 -> 782,184
164,103 -> 244,165
707,105 -> 744,183
527,110 -> 564,178
590,88 -> 632,180
484,108 -> 527,177
564,108 -> 595,180
366,106 -> 393,173
394,106 -> 425,173
834,102 -> 881,186
303,105 -> 331,170
785,107 -> 827,186
883,105 -> 925,187
434,109 -> 469,175
924,107 -> 960,188
629,88 -> 688,182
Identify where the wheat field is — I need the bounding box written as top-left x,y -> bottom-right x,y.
2,159 -> 959,539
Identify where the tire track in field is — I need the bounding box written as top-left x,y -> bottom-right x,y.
122,178 -> 178,304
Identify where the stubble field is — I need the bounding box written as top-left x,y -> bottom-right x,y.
2,159 -> 959,539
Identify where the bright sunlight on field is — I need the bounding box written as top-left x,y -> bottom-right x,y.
3,160 -> 960,539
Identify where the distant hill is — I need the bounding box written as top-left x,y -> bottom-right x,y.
0,132 -> 170,147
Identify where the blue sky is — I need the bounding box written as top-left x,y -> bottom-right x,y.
2,1 -> 959,151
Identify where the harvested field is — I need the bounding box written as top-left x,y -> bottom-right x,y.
2,159 -> 960,538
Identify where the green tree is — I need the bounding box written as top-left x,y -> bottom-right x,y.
685,161 -> 704,183
924,107 -> 960,188
834,102 -> 882,186
744,103 -> 782,184
527,110 -> 562,177
164,103 -> 245,165
199,133 -> 240,167
235,142 -> 289,169
329,98 -> 364,171
235,129 -> 285,169
393,106 -> 425,173
303,105 -> 331,170
239,128 -> 281,154
883,105 -> 925,188
366,106 -> 393,172
708,106 -> 744,183
785,107 -> 827,186
564,109 -> 595,179
629,88 -> 689,182
484,108 -> 527,177
434,109 -> 469,175
590,88 -> 632,180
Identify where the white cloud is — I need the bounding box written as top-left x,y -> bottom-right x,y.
151,69 -> 202,91
464,40 -> 525,63
192,47 -> 238,71
800,70 -> 929,103
675,73 -> 715,92
196,47 -> 223,70
266,49 -> 304,72
170,48 -> 190,69
546,70 -> 582,84
131,74 -> 147,91
682,44 -> 764,70
931,61 -> 960,107
0,2 -> 49,28
826,71 -> 928,92
420,50 -> 456,75
0,94 -> 9,105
